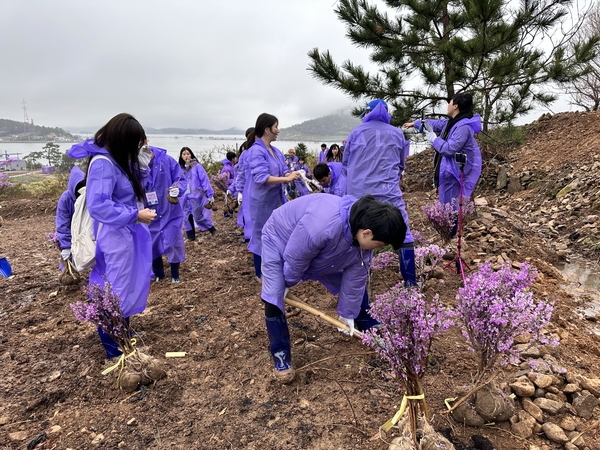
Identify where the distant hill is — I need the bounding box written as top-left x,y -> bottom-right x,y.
0,119 -> 75,141
279,111 -> 361,141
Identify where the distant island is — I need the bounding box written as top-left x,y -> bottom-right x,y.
0,119 -> 76,142
0,110 -> 361,143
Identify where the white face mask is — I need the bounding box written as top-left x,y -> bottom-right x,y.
138,146 -> 153,170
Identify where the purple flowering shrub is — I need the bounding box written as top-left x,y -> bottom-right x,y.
0,173 -> 14,191
371,251 -> 397,270
457,262 -> 555,381
422,197 -> 475,244
363,285 -> 455,433
414,244 -> 447,282
45,232 -> 61,250
70,282 -> 133,353
210,173 -> 230,193
363,285 -> 455,380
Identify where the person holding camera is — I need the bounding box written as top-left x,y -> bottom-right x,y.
404,92 -> 482,205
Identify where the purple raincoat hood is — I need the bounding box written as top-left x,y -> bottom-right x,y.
362,102 -> 391,124
460,114 -> 483,134
339,195 -> 357,246
67,139 -> 109,159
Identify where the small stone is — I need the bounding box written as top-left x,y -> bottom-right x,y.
511,420 -> 534,439
572,393 -> 597,419
544,392 -> 560,402
566,431 -> 585,447
580,377 -> 600,396
563,443 -> 577,450
514,332 -> 532,344
8,431 -> 29,441
127,418 -> 136,426
522,398 -> 544,422
528,373 -> 554,389
91,433 -> 105,445
47,425 -> 62,435
47,370 -> 61,382
563,383 -> 580,394
189,331 -> 200,341
541,422 -> 568,444
533,397 -> 564,415
510,377 -> 536,397
559,416 -> 577,432
0,416 -> 10,425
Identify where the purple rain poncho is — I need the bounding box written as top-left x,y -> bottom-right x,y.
55,165 -> 85,249
220,159 -> 236,192
414,115 -> 482,204
261,194 -> 371,318
247,138 -> 290,256
318,149 -> 327,163
322,162 -> 347,197
284,154 -> 298,171
181,160 -> 214,231
141,147 -> 187,263
67,139 -> 152,317
343,102 -> 413,243
234,150 -> 252,236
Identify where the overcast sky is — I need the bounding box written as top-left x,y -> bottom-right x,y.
0,1 -> 585,132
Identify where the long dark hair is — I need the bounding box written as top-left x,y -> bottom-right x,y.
179,147 -> 197,169
246,113 -> 277,146
93,113 -> 145,200
326,144 -> 342,162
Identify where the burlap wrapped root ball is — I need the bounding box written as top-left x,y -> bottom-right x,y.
118,353 -> 167,393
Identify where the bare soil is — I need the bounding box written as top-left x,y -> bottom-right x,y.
1,111 -> 600,449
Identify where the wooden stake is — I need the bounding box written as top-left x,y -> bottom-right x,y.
284,292 -> 364,339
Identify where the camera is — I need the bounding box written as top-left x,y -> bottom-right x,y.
455,152 -> 467,164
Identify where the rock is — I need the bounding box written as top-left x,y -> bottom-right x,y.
579,377 -> 600,396
510,377 -> 536,397
47,425 -> 62,435
496,167 -> 508,190
528,373 -> 554,389
91,433 -> 105,445
564,443 -> 578,450
533,397 -> 564,415
513,332 -> 532,344
522,398 -> 544,422
559,416 -> 577,432
572,393 -> 597,419
541,422 -> 568,444
8,431 -> 29,441
533,388 -> 547,398
566,431 -> 585,447
0,415 -> 10,425
562,383 -> 580,394
511,420 -> 534,439
544,392 -> 560,402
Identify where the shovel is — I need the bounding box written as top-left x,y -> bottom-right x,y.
0,257 -> 12,278
284,292 -> 364,339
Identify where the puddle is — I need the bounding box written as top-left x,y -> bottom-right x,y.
555,257 -> 600,335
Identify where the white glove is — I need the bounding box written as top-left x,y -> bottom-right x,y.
337,316 -> 355,336
169,187 -> 179,197
423,122 -> 437,144
226,190 -> 232,197
237,192 -> 243,203
61,249 -> 71,260
207,196 -> 214,203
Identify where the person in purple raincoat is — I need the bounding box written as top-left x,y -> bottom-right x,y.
139,145 -> 187,283
246,113 -> 301,280
343,99 -> 417,287
292,157 -> 313,197
260,194 -> 406,382
178,147 -> 216,241
404,92 -> 482,209
234,133 -> 255,243
55,165 -> 85,264
221,151 -> 238,219
317,143 -> 328,163
314,162 -> 347,197
67,113 -> 156,359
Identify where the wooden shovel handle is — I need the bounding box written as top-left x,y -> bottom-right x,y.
284,292 -> 364,339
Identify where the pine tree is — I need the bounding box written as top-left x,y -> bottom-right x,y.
308,0 -> 599,130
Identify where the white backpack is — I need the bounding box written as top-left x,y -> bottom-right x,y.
71,155 -> 112,271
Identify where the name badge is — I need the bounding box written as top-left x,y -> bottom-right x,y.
146,191 -> 159,206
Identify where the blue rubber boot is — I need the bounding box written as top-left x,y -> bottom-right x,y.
355,290 -> 380,332
98,327 -> 122,359
265,314 -> 295,383
399,244 -> 418,287
152,257 -> 165,282
253,253 -> 262,281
